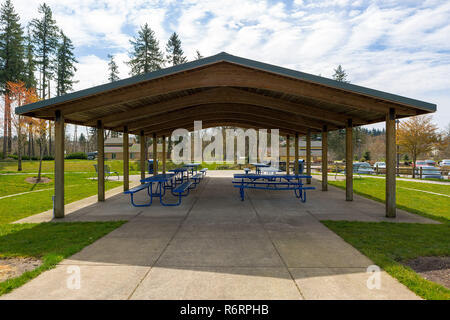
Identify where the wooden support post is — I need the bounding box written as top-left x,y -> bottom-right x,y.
322,125 -> 328,191
256,132 -> 259,163
140,131 -> 146,182
306,129 -> 311,184
97,120 -> 105,201
286,134 -> 290,174
346,119 -> 353,201
54,110 -> 64,218
386,108 -> 397,218
294,132 -> 299,175
152,133 -> 157,176
123,126 -> 129,191
162,135 -> 166,174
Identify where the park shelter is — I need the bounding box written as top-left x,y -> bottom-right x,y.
15,52 -> 436,219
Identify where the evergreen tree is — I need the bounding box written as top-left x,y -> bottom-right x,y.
30,3 -> 59,99
194,50 -> 203,60
328,65 -> 353,160
165,32 -> 187,66
0,0 -> 24,156
127,23 -> 163,75
332,65 -> 349,83
56,31 -> 77,96
23,27 -> 37,89
107,54 -> 119,82
0,0 -> 24,87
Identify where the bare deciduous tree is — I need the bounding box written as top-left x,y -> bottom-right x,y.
398,115 -> 439,178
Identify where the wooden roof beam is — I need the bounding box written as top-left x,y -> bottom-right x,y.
134,115 -> 309,136
36,63 -> 410,120
146,121 -> 301,137
115,103 -> 330,132
85,87 -> 359,128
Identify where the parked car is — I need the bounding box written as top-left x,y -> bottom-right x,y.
415,166 -> 443,179
439,159 -> 450,167
353,162 -> 374,175
87,151 -> 97,160
424,159 -> 436,166
374,162 -> 386,169
415,160 -> 428,167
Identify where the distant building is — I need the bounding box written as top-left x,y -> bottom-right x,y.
104,137 -> 164,160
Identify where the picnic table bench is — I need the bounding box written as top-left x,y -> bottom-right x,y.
169,167 -> 188,184
123,183 -> 153,207
124,167 -> 207,207
94,164 -> 119,180
190,173 -> 203,188
232,174 -> 315,202
184,163 -> 201,175
200,168 -> 208,176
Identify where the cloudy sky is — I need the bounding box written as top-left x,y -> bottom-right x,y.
14,0 -> 450,130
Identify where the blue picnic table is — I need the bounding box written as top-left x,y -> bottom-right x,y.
250,163 -> 270,174
184,163 -> 201,175
169,167 -> 188,184
259,166 -> 282,174
140,173 -> 176,203
232,173 -> 315,202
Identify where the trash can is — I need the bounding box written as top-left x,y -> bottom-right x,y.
148,159 -> 158,174
299,159 -> 305,174
297,159 -> 305,174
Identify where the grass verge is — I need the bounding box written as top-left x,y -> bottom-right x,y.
0,221 -> 125,296
0,173 -> 122,224
328,177 -> 450,222
322,221 -> 450,300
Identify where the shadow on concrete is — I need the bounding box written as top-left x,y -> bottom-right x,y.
2,173 -> 429,299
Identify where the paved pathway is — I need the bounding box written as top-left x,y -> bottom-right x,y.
4,171 -> 434,300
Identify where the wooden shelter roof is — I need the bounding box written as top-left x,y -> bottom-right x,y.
15,52 -> 436,135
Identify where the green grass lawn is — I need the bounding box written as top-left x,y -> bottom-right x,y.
0,159 -> 141,174
328,177 -> 450,222
0,222 -> 125,296
0,161 -> 126,295
0,159 -> 251,174
0,174 -> 54,197
0,173 -> 122,224
322,221 -> 450,300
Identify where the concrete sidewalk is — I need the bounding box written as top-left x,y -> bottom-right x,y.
3,171 -> 431,300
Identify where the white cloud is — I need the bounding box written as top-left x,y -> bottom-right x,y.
10,0 -> 450,129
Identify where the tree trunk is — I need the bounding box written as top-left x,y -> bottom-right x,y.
168,136 -> 172,160
7,97 -> 11,153
2,95 -> 6,158
48,121 -> 52,156
74,125 -> 78,153
37,137 -> 43,182
30,134 -> 36,160
17,120 -> 22,171
412,154 -> 416,178
28,124 -> 32,159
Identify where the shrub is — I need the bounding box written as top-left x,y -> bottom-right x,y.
65,152 -> 87,160
43,155 -> 54,161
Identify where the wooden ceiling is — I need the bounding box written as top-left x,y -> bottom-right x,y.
16,52 -> 436,136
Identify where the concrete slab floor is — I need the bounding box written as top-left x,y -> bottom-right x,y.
3,171 -> 434,300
